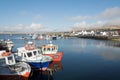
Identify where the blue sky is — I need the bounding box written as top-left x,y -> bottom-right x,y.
0,0 -> 120,32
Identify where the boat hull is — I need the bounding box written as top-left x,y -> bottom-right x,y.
29,61 -> 50,71
43,52 -> 63,61
0,62 -> 31,78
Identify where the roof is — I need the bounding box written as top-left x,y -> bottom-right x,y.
17,47 -> 39,52
41,44 -> 57,48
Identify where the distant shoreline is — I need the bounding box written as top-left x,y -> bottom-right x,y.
111,38 -> 120,41
76,35 -> 120,41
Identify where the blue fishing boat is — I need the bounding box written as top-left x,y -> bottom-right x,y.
15,41 -> 52,71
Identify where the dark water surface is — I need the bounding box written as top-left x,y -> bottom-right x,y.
1,34 -> 120,80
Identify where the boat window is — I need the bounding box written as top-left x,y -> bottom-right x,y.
0,58 -> 6,66
8,56 -> 14,64
52,48 -> 54,51
8,56 -> 13,61
21,53 -> 24,57
44,48 -> 46,51
24,53 -> 26,58
38,50 -> 40,54
33,51 -> 37,55
27,52 -> 32,57
38,50 -> 42,54
47,48 -> 50,51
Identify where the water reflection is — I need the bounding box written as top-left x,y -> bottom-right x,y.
67,39 -> 120,62
74,38 -> 120,48
0,75 -> 28,80
100,52 -> 120,61
0,61 -> 63,80
30,61 -> 63,80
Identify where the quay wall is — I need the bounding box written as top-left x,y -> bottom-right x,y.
76,35 -> 120,41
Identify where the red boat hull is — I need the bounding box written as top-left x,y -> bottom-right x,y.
43,52 -> 63,61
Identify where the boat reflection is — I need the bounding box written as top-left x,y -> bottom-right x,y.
30,61 -> 63,80
47,61 -> 63,75
0,75 -> 29,80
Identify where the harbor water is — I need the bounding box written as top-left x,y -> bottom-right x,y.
0,34 -> 120,80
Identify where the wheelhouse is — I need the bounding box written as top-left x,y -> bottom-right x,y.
17,47 -> 41,59
40,44 -> 58,54
0,51 -> 16,66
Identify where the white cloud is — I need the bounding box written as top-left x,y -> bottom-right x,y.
96,7 -> 120,19
90,21 -> 107,28
72,21 -> 88,30
72,19 -> 120,31
34,14 -> 41,20
72,21 -> 107,30
0,23 -> 44,31
70,7 -> 120,21
70,7 -> 120,30
30,23 -> 43,30
105,18 -> 120,25
73,21 -> 88,28
70,16 -> 91,21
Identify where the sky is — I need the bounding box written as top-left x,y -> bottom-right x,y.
0,0 -> 120,32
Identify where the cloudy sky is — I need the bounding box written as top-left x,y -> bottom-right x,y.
0,0 -> 120,32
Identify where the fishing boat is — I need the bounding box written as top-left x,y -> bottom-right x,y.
38,41 -> 63,61
0,39 -> 7,50
15,41 -> 52,71
0,39 -> 14,52
5,39 -> 14,52
52,35 -> 57,40
38,34 -> 44,40
0,50 -> 31,79
45,35 -> 51,40
32,34 -> 38,40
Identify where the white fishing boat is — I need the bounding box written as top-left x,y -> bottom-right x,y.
5,39 -> 14,51
45,35 -> 51,40
0,39 -> 13,52
32,34 -> 38,40
0,50 -> 31,78
15,41 -> 52,71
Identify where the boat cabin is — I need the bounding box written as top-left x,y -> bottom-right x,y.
40,44 -> 58,54
16,47 -> 41,59
0,51 -> 16,66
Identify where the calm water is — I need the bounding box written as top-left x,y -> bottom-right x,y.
1,34 -> 120,80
